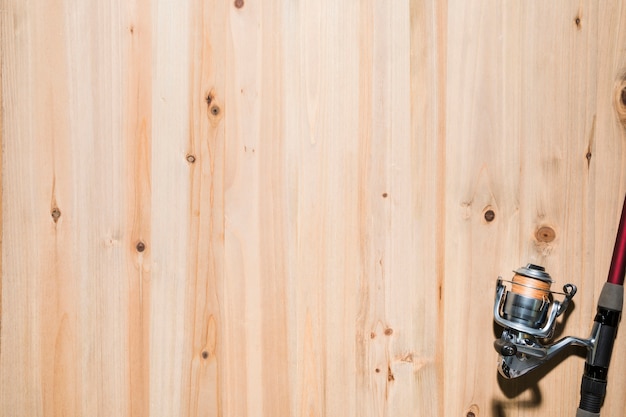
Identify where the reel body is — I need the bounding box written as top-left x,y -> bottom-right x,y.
493,264 -> 589,378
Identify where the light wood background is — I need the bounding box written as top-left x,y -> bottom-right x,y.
2,1 -> 626,416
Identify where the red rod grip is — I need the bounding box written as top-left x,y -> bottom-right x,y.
607,194 -> 626,286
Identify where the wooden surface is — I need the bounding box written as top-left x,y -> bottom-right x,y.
1,1 -> 626,416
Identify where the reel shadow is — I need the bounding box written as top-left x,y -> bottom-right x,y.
491,345 -> 586,416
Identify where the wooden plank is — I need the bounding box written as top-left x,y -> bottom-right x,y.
125,1 -> 152,416
178,0 -> 226,415
150,0 -> 191,415
354,0 -> 446,416
445,3 -> 515,414
255,2 -> 291,416
0,1 -> 152,416
282,2 -> 361,416
402,0 -> 447,415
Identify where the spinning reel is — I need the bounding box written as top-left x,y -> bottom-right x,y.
490,167 -> 626,417
493,264 -> 590,379
493,260 -> 624,417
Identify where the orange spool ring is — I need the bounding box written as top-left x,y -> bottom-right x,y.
510,273 -> 551,302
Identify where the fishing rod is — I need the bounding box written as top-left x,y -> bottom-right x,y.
493,195 -> 625,416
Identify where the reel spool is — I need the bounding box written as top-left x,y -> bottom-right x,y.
495,264 -> 576,338
504,265 -> 552,329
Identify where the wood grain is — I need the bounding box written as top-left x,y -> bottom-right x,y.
2,1 -> 626,417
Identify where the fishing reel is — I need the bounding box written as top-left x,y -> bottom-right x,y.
493,264 -> 593,378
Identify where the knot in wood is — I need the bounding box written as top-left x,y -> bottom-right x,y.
484,209 -> 495,222
536,226 -> 556,243
51,207 -> 61,222
466,404 -> 479,417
